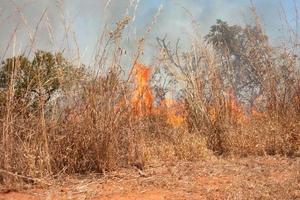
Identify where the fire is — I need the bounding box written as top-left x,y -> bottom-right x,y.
129,63 -> 266,127
251,108 -> 266,118
159,98 -> 186,127
207,90 -> 250,124
131,63 -> 153,116
226,90 -> 248,124
130,62 -> 186,127
251,95 -> 266,119
224,91 -> 267,124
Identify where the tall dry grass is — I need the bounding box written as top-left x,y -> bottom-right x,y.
0,6 -> 208,186
0,2 -> 299,187
157,7 -> 300,157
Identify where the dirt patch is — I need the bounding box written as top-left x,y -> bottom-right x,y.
0,156 -> 299,200
96,188 -> 172,200
0,191 -> 37,200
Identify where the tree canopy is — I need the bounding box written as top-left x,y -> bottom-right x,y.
0,51 -> 82,111
205,19 -> 271,104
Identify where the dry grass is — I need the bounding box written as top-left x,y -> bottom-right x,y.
0,3 -> 299,197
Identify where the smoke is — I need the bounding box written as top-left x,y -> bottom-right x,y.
0,0 -> 295,65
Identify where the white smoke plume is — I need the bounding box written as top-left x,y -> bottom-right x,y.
0,0 -> 296,66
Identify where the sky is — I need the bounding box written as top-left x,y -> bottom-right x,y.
0,0 -> 298,66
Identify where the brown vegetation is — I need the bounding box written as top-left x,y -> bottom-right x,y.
0,2 -> 299,199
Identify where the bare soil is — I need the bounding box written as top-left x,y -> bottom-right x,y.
1,156 -> 299,200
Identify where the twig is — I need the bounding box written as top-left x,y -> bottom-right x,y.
0,169 -> 51,186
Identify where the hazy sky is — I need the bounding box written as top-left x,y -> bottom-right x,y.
0,0 -> 298,65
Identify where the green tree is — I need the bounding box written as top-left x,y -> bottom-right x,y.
0,51 -> 81,112
205,19 -> 271,105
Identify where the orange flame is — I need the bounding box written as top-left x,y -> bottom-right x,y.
251,95 -> 266,119
129,63 -> 267,126
130,63 -> 186,127
131,63 -> 153,116
226,90 -> 248,124
207,90 -> 250,124
159,98 -> 186,127
216,91 -> 266,124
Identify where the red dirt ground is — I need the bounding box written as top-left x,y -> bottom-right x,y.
0,156 -> 299,200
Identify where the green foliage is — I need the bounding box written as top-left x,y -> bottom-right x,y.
205,19 -> 271,103
0,51 -> 80,110
205,19 -> 268,57
205,19 -> 245,56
